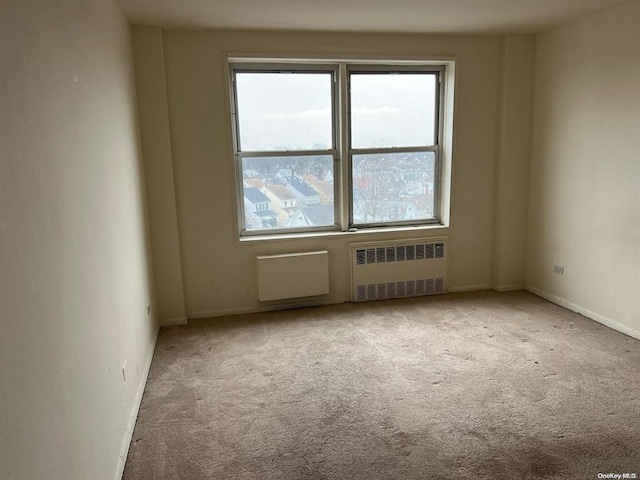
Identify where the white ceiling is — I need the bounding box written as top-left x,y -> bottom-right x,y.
117,0 -> 632,34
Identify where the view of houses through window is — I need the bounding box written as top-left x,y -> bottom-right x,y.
242,155 -> 335,230
242,151 -> 435,231
352,151 -> 435,224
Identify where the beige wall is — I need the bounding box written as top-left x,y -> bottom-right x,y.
137,29 -> 508,318
493,35 -> 535,291
0,1 -> 158,479
132,27 -> 187,326
527,0 -> 640,338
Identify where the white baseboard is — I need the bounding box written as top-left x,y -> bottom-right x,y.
113,327 -> 159,480
526,285 -> 640,341
187,295 -> 350,319
160,316 -> 188,327
188,306 -> 263,319
448,284 -> 493,293
493,283 -> 525,292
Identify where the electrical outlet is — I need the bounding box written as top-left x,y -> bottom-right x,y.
553,265 -> 564,275
122,360 -> 127,382
213,279 -> 223,291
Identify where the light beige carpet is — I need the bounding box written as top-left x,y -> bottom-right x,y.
123,291 -> 640,479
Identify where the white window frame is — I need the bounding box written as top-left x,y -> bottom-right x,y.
346,64 -> 443,228
227,58 -> 453,238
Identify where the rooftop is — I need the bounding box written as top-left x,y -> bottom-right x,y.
244,187 -> 270,205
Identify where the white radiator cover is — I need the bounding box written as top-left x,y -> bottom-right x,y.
350,237 -> 448,302
257,251 -> 329,302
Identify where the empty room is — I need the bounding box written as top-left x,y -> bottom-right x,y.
2,0 -> 639,479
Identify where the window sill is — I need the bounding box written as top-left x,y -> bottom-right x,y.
238,223 -> 450,244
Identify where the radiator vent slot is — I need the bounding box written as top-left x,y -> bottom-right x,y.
354,241 -> 445,266
354,278 -> 445,301
351,238 -> 447,302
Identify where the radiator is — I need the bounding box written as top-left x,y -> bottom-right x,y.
257,251 -> 329,301
350,238 -> 448,302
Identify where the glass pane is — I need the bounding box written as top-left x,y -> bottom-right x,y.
350,73 -> 436,148
242,155 -> 335,231
352,151 -> 435,224
235,72 -> 333,151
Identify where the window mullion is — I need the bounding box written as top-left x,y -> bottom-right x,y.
349,145 -> 438,156
339,63 -> 350,232
237,150 -> 336,158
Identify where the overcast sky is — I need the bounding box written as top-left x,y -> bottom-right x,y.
236,72 -> 436,151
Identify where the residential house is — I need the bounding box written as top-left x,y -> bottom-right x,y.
302,174 -> 334,203
263,184 -> 298,225
287,204 -> 336,228
285,176 -> 321,206
243,187 -> 278,229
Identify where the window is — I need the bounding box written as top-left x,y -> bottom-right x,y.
229,60 -> 450,237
